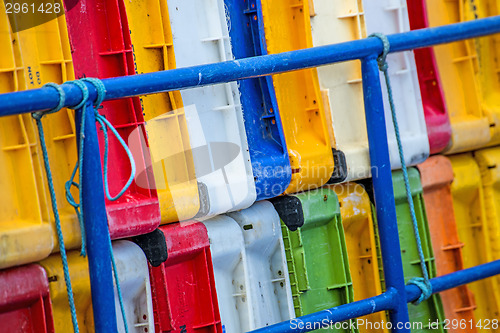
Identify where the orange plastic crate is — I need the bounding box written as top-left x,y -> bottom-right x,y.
417,156 -> 477,331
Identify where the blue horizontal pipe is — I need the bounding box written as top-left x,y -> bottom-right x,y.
406,259 -> 500,303
249,289 -> 397,333
0,16 -> 500,116
249,260 -> 500,333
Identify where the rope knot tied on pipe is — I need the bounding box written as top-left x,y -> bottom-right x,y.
369,32 -> 390,72
408,277 -> 433,305
31,82 -> 66,120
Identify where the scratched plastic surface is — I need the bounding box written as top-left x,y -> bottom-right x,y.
150,222 -> 222,332
271,188 -> 357,332
167,0 -> 256,217
227,201 -> 295,331
392,168 -> 447,332
310,0 -> 428,182
417,156 -> 477,332
328,183 -> 388,333
474,147 -> 500,328
424,0 -> 490,153
10,0 -> 83,251
64,0 -> 160,238
363,0 -> 430,168
309,0 -> 369,182
203,216 -> 250,333
260,0 -> 335,192
464,0 -> 500,148
407,0 -> 452,154
122,0 -> 201,223
205,202 -> 294,332
449,153 -> 500,328
0,264 -> 55,332
363,169 -> 447,332
39,240 -> 155,332
224,0 -> 292,200
0,2 -> 55,269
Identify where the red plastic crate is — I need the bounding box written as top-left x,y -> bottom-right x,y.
407,0 -> 452,154
0,264 -> 55,333
63,0 -> 160,238
150,222 -> 222,333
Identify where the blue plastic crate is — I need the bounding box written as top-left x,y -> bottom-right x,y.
225,0 -> 291,200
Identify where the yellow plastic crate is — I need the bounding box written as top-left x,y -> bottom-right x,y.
474,147 -> 500,327
464,0 -> 500,147
310,0 -> 368,182
0,2 -> 59,269
39,250 -> 92,332
449,153 -> 500,325
42,21 -> 80,249
32,4 -> 80,250
312,0 -> 429,180
329,183 -> 388,333
474,147 -> 500,264
260,0 -> 334,194
123,0 -> 200,223
425,0 -> 490,153
39,240 -> 155,332
5,2 -> 81,250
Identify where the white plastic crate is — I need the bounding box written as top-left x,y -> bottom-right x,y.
167,0 -> 256,217
204,201 -> 294,332
364,0 -> 429,168
203,215 -> 250,332
112,241 -> 155,332
227,201 -> 295,330
311,0 -> 429,181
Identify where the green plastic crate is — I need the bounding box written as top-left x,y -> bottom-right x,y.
270,188 -> 357,332
392,168 -> 446,332
362,168 -> 447,332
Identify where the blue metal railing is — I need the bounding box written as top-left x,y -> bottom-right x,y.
251,260 -> 500,333
1,15 -> 500,333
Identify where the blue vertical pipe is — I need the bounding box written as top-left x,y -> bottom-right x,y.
361,56 -> 410,331
75,99 -> 118,332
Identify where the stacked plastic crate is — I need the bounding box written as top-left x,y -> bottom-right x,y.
1,0 -> 500,332
407,0 -> 500,330
309,0 -> 447,330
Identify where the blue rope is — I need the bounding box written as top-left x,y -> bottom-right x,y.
32,83 -> 80,333
34,79 -> 133,333
369,33 -> 432,305
408,277 -> 433,305
32,83 -> 65,119
65,78 -> 132,333
65,80 -> 88,257
93,106 -> 136,202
